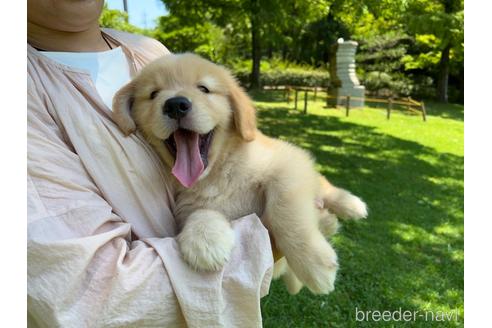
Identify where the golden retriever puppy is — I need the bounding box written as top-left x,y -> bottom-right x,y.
112,53 -> 367,294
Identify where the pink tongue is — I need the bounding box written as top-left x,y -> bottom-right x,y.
171,130 -> 204,188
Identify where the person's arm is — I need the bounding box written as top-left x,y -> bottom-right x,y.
27,79 -> 273,328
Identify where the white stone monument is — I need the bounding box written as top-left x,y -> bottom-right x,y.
328,38 -> 365,107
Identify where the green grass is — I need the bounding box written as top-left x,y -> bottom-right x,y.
251,90 -> 464,327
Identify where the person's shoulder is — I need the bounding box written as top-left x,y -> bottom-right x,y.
103,28 -> 171,58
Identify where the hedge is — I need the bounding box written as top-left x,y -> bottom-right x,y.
232,68 -> 330,88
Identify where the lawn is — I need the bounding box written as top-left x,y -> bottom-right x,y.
252,90 -> 464,327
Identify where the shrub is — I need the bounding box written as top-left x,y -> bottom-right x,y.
361,71 -> 415,97
411,75 -> 436,99
229,59 -> 330,88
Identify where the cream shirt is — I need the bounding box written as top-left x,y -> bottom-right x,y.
27,28 -> 273,328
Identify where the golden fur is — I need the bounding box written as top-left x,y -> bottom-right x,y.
113,53 -> 367,294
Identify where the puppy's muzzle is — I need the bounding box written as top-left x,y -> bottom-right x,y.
164,96 -> 192,120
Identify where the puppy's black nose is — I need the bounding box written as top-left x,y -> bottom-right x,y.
163,97 -> 192,119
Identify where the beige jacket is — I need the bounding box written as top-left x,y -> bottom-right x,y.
27,29 -> 273,328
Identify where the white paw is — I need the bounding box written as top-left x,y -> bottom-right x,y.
333,191 -> 368,220
178,211 -> 235,271
302,256 -> 338,294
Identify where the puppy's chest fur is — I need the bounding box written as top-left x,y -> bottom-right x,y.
172,157 -> 265,226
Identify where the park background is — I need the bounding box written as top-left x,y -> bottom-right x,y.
102,0 -> 464,326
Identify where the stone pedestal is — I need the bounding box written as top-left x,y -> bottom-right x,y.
328,39 -> 365,108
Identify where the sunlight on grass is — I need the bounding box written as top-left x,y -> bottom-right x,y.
391,222 -> 443,244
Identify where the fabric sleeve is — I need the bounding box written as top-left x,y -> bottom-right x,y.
27,78 -> 273,328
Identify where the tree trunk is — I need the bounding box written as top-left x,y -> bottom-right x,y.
281,45 -> 287,61
458,66 -> 464,103
250,0 -> 261,89
437,44 -> 451,103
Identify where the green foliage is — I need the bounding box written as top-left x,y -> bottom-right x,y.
161,0 -> 332,86
357,32 -> 410,72
99,4 -> 150,35
289,10 -> 350,66
102,0 -> 464,101
235,68 -> 330,88
406,0 -> 464,49
356,31 -> 413,96
153,16 -> 227,61
252,89 -> 463,327
362,71 -> 414,97
345,0 -> 463,101
403,0 -> 464,101
229,59 -> 330,87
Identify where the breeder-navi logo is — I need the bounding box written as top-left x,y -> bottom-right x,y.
355,307 -> 460,322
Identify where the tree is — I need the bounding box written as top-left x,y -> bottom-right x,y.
102,1 -> 464,102
161,0 -> 329,88
99,4 -> 148,35
331,0 -> 463,101
405,0 -> 464,102
356,31 -> 414,96
154,15 -> 227,61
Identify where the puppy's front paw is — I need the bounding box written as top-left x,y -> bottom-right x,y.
178,210 -> 235,271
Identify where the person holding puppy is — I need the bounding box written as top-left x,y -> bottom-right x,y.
27,0 -> 275,326
27,0 -> 362,326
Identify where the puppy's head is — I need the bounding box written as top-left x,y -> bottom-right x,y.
113,53 -> 256,188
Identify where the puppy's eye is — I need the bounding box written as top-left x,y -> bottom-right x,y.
150,90 -> 159,99
198,85 -> 210,94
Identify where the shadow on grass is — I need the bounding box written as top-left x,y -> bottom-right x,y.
424,101 -> 464,121
250,89 -> 290,103
257,105 -> 464,327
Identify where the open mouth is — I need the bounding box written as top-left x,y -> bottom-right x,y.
164,128 -> 214,188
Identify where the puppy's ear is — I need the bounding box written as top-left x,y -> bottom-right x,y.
229,81 -> 256,141
112,81 -> 136,136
